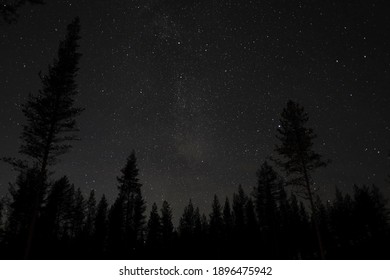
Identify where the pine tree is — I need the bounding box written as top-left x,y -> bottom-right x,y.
274,100 -> 327,259
222,197 -> 233,235
244,198 -> 258,257
178,200 -> 195,257
160,200 -> 174,246
82,190 -> 96,257
146,203 -> 161,252
231,185 -> 248,255
209,194 -> 223,240
232,185 -> 247,231
40,176 -> 74,241
107,197 -> 124,257
115,151 -> 146,256
5,167 -> 45,257
0,197 -> 5,243
94,195 -> 108,257
254,161 -> 281,233
352,185 -> 389,258
84,190 -> 96,235
19,17 -> 83,171
71,188 -> 85,239
193,207 -> 203,238
3,17 -> 83,258
179,200 -> 195,239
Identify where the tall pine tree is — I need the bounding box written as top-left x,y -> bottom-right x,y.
146,203 -> 161,253
115,151 -> 146,256
3,17 -> 83,258
274,100 -> 327,259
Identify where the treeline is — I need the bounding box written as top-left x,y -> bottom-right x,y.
1,18 -> 389,259
0,154 -> 389,259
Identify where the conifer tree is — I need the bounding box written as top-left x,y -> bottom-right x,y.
193,207 -> 203,238
19,17 -> 83,171
3,17 -> 83,258
209,194 -> 223,239
71,188 -> 85,239
222,197 -> 233,235
146,203 -> 161,250
41,176 -> 74,241
107,197 -> 124,257
94,195 -> 108,256
84,190 -> 97,238
160,200 -> 174,245
179,200 -> 195,238
254,161 -> 281,232
0,197 -> 5,244
232,185 -> 247,231
5,167 -> 45,257
115,151 -> 146,255
274,100 -> 327,259
352,185 -> 389,257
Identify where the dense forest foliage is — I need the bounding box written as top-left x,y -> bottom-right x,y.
1,17 -> 389,260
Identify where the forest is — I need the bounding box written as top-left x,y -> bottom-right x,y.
1,13 -> 389,260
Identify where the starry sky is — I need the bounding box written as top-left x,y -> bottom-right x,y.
1,0 -> 389,219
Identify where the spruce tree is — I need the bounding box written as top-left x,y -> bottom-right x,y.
274,100 -> 327,259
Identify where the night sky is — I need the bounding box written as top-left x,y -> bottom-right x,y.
1,0 -> 389,219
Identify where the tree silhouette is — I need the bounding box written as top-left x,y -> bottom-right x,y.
222,197 -> 233,237
146,203 -> 161,253
70,188 -> 85,239
160,200 -> 174,250
107,196 -> 124,257
274,100 -> 328,259
83,190 -> 97,239
108,151 -> 146,257
231,185 -> 247,255
94,195 -> 108,258
178,200 -> 195,238
0,195 -> 7,249
244,198 -> 258,256
39,176 -> 74,256
209,195 -> 223,239
178,199 -> 196,257
209,195 -> 223,257
2,17 -> 83,258
4,167 -> 45,257
253,161 -> 282,257
351,185 -> 389,258
232,185 -> 247,230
